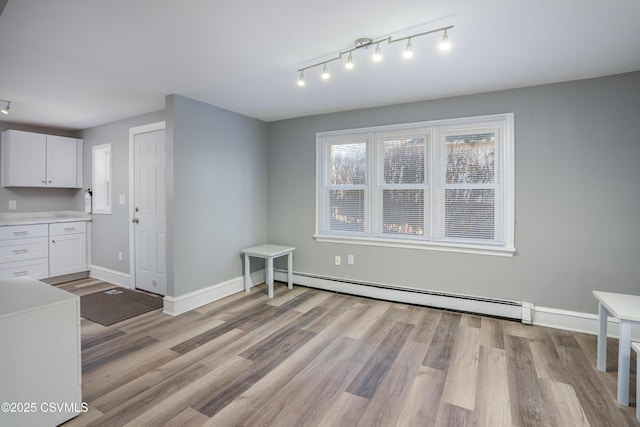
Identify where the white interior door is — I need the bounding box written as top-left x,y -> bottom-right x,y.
133,129 -> 167,295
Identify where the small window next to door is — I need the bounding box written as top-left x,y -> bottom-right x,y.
92,143 -> 112,214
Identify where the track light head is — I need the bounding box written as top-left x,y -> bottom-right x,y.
373,43 -> 382,62
403,39 -> 413,58
0,100 -> 9,115
440,30 -> 450,51
297,71 -> 305,87
345,52 -> 354,69
321,64 -> 330,80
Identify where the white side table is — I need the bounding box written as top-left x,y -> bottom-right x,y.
633,342 -> 640,422
592,290 -> 640,406
242,244 -> 294,298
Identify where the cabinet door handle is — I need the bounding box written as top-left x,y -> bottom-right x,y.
132,218 -> 139,224
64,227 -> 76,231
12,249 -> 28,254
51,240 -> 56,244
12,231 -> 28,235
13,271 -> 28,276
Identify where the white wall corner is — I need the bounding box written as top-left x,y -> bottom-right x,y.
89,265 -> 131,289
90,266 -> 265,317
162,269 -> 264,316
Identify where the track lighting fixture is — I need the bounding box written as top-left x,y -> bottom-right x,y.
0,100 -> 10,115
296,24 -> 453,86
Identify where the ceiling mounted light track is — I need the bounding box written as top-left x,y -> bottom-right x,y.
296,25 -> 453,87
0,100 -> 10,115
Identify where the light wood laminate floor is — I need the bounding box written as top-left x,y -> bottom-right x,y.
57,278 -> 638,426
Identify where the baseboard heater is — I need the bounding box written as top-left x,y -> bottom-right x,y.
274,269 -> 533,324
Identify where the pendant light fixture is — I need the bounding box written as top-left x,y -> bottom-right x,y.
296,25 -> 453,86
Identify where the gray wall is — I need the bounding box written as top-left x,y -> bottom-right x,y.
76,95 -> 269,299
4,72 -> 638,313
0,121 -> 81,212
168,95 -> 268,297
80,110 -> 166,273
267,71 -> 640,313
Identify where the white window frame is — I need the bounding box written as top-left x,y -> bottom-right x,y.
315,113 -> 515,257
92,143 -> 112,214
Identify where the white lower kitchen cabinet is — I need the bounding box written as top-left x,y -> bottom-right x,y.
0,257 -> 49,280
0,277 -> 83,427
49,222 -> 87,277
0,224 -> 49,280
0,216 -> 89,280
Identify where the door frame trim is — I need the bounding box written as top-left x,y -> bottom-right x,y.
128,121 -> 166,291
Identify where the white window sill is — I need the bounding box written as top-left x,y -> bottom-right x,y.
314,234 -> 515,257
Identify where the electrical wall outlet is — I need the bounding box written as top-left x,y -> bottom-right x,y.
8,200 -> 16,210
348,254 -> 354,265
335,255 -> 341,265
118,251 -> 123,261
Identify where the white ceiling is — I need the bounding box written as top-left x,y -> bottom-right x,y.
1,0 -> 639,130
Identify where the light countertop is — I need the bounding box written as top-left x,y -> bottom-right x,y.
0,277 -> 78,318
0,211 -> 92,226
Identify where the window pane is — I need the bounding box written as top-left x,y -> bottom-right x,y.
383,189 -> 424,235
384,138 -> 425,184
446,133 -> 495,184
445,189 -> 494,239
331,143 -> 366,185
330,189 -> 365,232
92,144 -> 112,214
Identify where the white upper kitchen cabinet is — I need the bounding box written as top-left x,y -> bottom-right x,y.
1,130 -> 82,188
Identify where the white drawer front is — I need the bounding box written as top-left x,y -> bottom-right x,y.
0,237 -> 49,263
49,221 -> 87,236
0,224 -> 48,240
0,257 -> 49,280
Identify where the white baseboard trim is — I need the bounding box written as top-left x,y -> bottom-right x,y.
274,271 -> 524,321
533,306 -> 640,340
89,265 -> 131,289
126,265 -> 638,341
274,270 -> 640,340
162,270 -> 264,316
